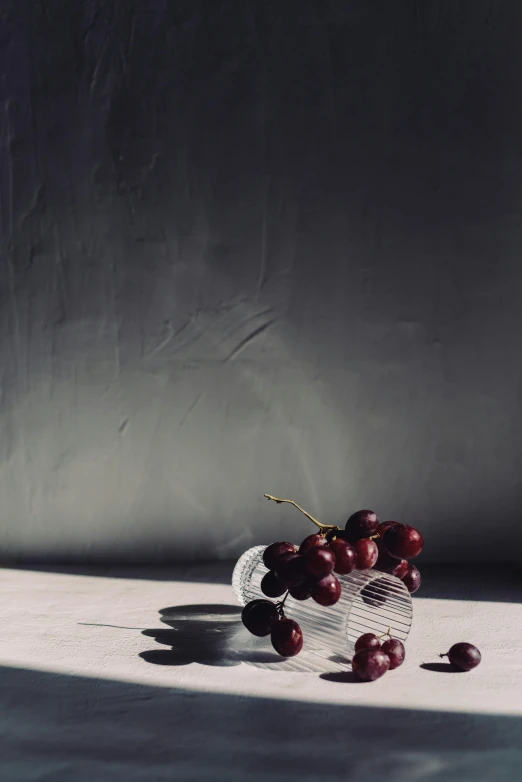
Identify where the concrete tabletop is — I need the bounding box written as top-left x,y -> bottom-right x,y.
1,563 -> 521,781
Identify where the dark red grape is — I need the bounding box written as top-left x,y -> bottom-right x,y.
383,525 -> 423,559
344,510 -> 379,542
304,546 -> 336,578
375,546 -> 408,579
275,553 -> 307,588
352,648 -> 390,681
311,573 -> 341,606
261,570 -> 287,598
394,560 -> 409,579
263,541 -> 296,571
354,538 -> 379,570
361,594 -> 383,608
402,563 -> 421,593
299,533 -> 328,556
377,520 -> 400,538
441,642 -> 481,671
330,538 -> 357,575
241,600 -> 278,637
242,598 -> 268,616
354,633 -> 381,652
289,581 -> 313,601
381,638 -> 405,669
360,578 -> 388,608
271,618 -> 303,657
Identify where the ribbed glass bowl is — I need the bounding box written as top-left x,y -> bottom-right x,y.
232,545 -> 413,662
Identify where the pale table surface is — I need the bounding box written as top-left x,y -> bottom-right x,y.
1,562 -> 521,781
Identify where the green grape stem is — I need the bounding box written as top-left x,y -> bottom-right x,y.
264,494 -> 337,532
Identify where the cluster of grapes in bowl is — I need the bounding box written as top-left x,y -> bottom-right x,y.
260,507 -> 425,606
241,532 -> 347,659
240,496 -> 484,673
240,503 -> 424,658
367,512 -> 424,594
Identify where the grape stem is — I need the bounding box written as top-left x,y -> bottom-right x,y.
439,653 -> 448,659
277,591 -> 290,616
378,627 -> 392,640
264,494 -> 336,531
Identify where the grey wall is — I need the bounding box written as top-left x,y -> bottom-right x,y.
1,1 -> 521,563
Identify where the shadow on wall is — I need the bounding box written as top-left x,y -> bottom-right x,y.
0,664 -> 521,781
3,1 -> 522,563
3,559 -> 236,585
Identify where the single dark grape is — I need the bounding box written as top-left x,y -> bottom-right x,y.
360,578 -> 388,608
304,546 -> 336,578
261,570 -> 287,598
242,598 -> 268,616
441,642 -> 481,671
275,553 -> 307,588
299,533 -> 328,556
375,545 -> 408,579
352,648 -> 391,681
271,617 -> 303,657
329,537 -> 357,575
344,510 -> 379,543
241,600 -> 278,637
377,520 -> 400,539
383,524 -> 423,559
354,633 -> 381,653
394,560 -> 409,580
354,538 -> 379,570
289,580 -> 313,601
381,638 -> 405,669
263,541 -> 297,571
361,594 -> 382,608
311,573 -> 341,606
401,563 -> 421,593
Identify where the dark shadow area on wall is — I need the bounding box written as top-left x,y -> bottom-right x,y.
1,0 -> 522,562
3,558 -> 235,584
0,663 -> 521,781
416,564 -> 522,603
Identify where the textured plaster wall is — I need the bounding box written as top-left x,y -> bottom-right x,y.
1,1 -> 522,562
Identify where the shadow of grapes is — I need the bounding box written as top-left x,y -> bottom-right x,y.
140,603 -> 288,668
140,603 -> 355,673
420,662 -> 461,673
141,604 -> 242,667
320,671 -> 364,684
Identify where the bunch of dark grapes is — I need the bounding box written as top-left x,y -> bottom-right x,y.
241,599 -> 303,657
263,535 -> 344,608
241,522 -> 384,657
351,629 -> 406,680
325,508 -> 423,594
370,515 -> 424,594
241,533 -> 345,658
241,496 -> 425,658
